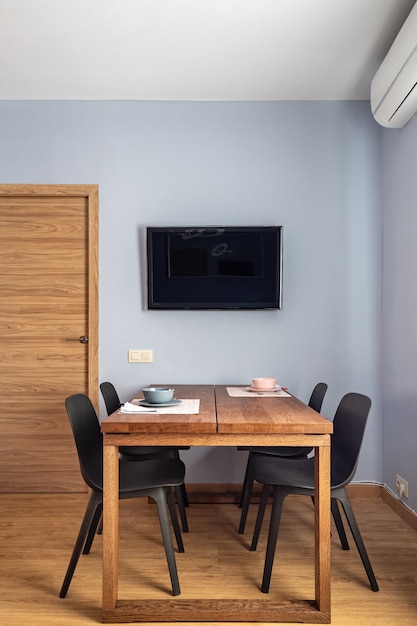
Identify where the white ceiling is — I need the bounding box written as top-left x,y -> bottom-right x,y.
1,0 -> 415,100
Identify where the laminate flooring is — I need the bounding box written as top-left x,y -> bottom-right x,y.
0,492 -> 416,625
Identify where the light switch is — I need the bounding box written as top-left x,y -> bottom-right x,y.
128,349 -> 153,363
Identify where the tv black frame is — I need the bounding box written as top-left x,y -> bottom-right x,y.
146,225 -> 283,310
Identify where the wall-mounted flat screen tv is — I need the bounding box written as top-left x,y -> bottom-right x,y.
146,226 -> 283,310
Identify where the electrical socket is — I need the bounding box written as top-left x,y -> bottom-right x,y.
395,474 -> 409,498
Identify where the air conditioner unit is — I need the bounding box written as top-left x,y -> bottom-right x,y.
371,3 -> 417,128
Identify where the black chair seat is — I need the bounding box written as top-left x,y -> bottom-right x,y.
120,445 -> 190,458
118,457 -> 185,492
238,445 -> 312,458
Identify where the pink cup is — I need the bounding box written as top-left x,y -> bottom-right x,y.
252,377 -> 277,390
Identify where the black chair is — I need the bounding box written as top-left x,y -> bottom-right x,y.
238,382 -> 328,533
100,381 -> 190,532
59,393 -> 185,598
248,392 -> 379,593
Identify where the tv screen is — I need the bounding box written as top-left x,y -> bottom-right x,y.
146,226 -> 283,310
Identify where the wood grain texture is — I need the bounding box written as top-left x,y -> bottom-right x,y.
315,443 -> 332,613
101,385 -> 217,434
101,385 -> 333,438
102,385 -> 331,623
215,385 -> 333,434
0,491 -> 416,625
0,185 -> 98,492
104,599 -> 329,623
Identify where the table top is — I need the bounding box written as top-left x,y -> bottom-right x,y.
100,384 -> 332,436
215,385 -> 332,434
101,384 -> 216,434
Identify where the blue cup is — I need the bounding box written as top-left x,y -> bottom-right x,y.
142,387 -> 175,404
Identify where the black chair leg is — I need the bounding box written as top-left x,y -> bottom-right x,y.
180,482 -> 190,507
174,485 -> 189,533
59,492 -> 102,598
166,488 -> 185,553
250,484 -> 270,551
238,454 -> 255,533
82,503 -> 103,555
96,486 -> 187,542
239,454 -> 251,508
311,494 -> 348,547
331,498 -> 349,550
261,487 -> 286,593
152,488 -> 181,596
336,490 -> 379,592
173,450 -> 189,508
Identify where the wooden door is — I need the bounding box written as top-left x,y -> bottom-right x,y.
0,185 -> 98,492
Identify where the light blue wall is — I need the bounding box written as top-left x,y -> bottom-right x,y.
381,112 -> 417,511
0,100 -> 382,483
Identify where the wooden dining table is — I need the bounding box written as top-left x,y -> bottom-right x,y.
100,384 -> 333,623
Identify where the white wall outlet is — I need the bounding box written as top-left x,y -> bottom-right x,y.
395,474 -> 408,498
128,349 -> 153,363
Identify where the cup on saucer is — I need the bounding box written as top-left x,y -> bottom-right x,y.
252,377 -> 277,391
142,387 -> 175,404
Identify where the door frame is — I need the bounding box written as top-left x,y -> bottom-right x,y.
0,184 -> 99,409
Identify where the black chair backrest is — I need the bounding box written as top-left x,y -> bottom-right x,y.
100,381 -> 122,415
331,392 -> 371,489
65,393 -> 104,492
308,382 -> 328,413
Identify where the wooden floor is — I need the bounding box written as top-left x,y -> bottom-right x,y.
1,492 -> 416,625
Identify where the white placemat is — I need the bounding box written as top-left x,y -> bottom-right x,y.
120,399 -> 200,414
226,387 -> 291,398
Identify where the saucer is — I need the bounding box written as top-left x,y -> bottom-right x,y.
139,398 -> 182,408
246,385 -> 282,393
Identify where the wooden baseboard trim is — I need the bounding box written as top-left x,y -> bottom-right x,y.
346,483 -> 383,498
184,482 -> 383,503
346,483 -> 417,532
185,483 -> 249,504
380,486 -> 417,531
184,482 -> 417,531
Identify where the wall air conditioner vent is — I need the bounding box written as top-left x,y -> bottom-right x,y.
371,3 -> 417,128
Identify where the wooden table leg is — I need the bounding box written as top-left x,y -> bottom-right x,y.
314,436 -> 331,615
103,442 -> 119,615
